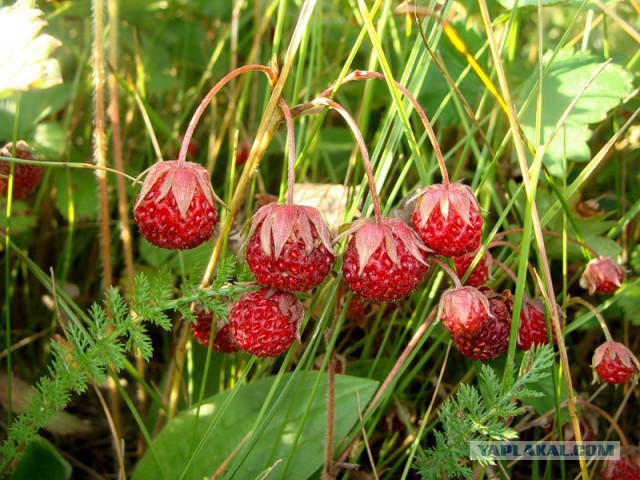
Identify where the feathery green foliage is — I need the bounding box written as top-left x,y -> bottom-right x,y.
416,345 -> 555,480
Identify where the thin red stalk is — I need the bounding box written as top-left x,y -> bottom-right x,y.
177,65 -> 276,166
278,98 -> 297,206
431,257 -> 462,288
492,258 -> 520,286
322,70 -> 449,185
566,296 -> 613,342
311,97 -> 382,223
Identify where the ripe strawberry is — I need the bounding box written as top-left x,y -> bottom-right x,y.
411,183 -> 483,257
591,341 -> 640,385
0,142 -> 42,199
452,289 -> 511,361
191,310 -> 237,353
245,204 -> 334,292
453,250 -> 492,287
602,447 -> 640,480
338,218 -> 430,303
133,160 -> 218,250
228,288 -> 304,357
438,286 -> 492,336
516,298 -> 560,351
580,257 -> 624,295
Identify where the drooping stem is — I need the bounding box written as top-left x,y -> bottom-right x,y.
431,257 -> 462,289
177,65 -> 277,166
321,70 -> 449,186
565,296 -> 613,342
311,97 -> 382,223
278,98 -> 297,206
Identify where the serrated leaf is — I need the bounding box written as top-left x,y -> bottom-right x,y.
133,372 -> 378,480
519,50 -> 633,176
618,282 -> 640,326
0,3 -> 62,98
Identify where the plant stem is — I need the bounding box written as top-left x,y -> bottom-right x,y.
334,70 -> 450,186
311,97 -> 382,223
431,257 -> 462,288
565,296 -> 613,342
279,98 -> 297,206
177,65 -> 277,166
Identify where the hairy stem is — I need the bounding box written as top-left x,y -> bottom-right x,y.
431,257 -> 462,289
278,98 -> 297,206
311,97 -> 381,223
177,65 -> 277,166
333,70 -> 449,186
565,296 -> 613,342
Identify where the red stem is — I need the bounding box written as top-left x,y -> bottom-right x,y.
312,97 -> 382,224
322,70 -> 449,186
177,64 -> 276,166
278,98 -> 297,206
431,257 -> 462,289
566,296 -> 613,342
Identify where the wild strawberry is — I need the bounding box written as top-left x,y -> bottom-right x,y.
0,142 -> 42,199
411,183 -> 483,257
438,286 -> 492,336
228,288 -> 304,357
602,447 -> 640,480
453,250 -> 492,287
245,204 -> 334,292
516,298 -> 560,351
337,218 -> 430,303
133,160 -> 218,250
591,341 -> 640,385
580,257 -> 624,295
452,290 -> 511,361
191,310 -> 237,353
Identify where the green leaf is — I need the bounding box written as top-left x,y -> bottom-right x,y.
519,51 -> 633,176
0,3 -> 62,98
618,282 -> 640,326
54,168 -> 98,221
133,372 -> 378,480
32,122 -> 66,159
12,436 -> 71,480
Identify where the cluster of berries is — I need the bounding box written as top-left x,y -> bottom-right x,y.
130,66 -> 638,391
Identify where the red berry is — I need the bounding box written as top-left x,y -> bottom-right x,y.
438,286 -> 492,336
453,250 -> 492,287
191,310 -> 237,353
592,341 -> 640,385
0,142 -> 42,199
245,204 -> 334,292
602,447 -> 640,480
580,257 -> 624,295
516,298 -> 560,351
411,183 -> 483,257
452,290 -> 511,361
228,288 -> 304,357
339,218 -> 430,303
133,160 -> 218,250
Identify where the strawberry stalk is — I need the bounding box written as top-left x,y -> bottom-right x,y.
177,64 -> 278,167
431,257 -> 462,289
310,97 -> 382,224
320,70 -> 449,186
565,296 -> 613,342
278,98 -> 297,206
